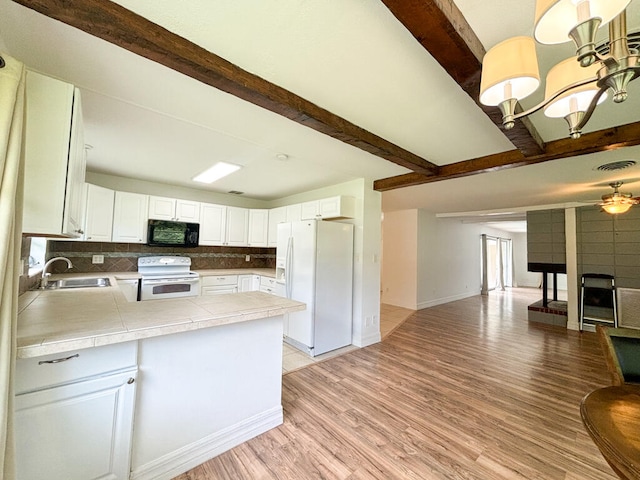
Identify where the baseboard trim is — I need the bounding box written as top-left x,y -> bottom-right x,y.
354,331 -> 381,348
130,406 -> 283,480
417,290 -> 481,310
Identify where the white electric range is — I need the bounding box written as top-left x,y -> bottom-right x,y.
137,256 -> 200,301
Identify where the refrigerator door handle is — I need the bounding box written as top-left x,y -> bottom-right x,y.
286,236 -> 293,299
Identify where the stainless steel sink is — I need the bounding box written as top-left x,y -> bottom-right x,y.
44,277 -> 111,290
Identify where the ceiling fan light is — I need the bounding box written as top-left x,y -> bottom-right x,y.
534,0 -> 630,45
543,57 -> 605,118
480,36 -> 540,106
599,182 -> 639,214
601,200 -> 634,214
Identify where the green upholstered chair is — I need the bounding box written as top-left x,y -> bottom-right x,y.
597,326 -> 640,385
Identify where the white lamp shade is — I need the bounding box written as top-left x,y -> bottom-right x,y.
480,36 -> 540,106
543,57 -> 606,117
534,0 -> 630,45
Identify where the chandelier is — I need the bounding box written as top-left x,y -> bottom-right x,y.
599,181 -> 639,213
479,0 -> 639,139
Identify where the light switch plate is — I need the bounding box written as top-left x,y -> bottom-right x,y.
92,255 -> 104,264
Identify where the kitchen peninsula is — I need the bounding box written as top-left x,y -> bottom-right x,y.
16,277 -> 305,480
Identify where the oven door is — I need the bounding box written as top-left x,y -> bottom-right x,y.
139,276 -> 200,301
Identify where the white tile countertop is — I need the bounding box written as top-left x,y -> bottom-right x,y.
17,270 -> 303,359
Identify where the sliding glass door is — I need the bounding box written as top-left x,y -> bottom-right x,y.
481,235 -> 513,293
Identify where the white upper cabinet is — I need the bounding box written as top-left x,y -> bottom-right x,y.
286,204 -> 302,222
200,204 -> 249,246
226,207 -> 249,246
319,195 -> 355,219
248,209 -> 269,247
84,184 -> 115,242
112,192 -> 149,243
300,201 -> 319,220
23,71 -> 86,237
148,196 -> 200,222
268,206 -> 287,247
301,196 -> 355,220
199,203 -> 227,246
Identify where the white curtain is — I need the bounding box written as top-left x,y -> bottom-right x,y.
0,53 -> 26,480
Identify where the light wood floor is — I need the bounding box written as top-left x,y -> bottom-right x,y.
282,303 -> 414,373
174,288 -> 616,479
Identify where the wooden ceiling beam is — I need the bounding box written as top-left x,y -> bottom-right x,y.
374,121 -> 640,191
13,0 -> 440,176
380,0 -> 545,157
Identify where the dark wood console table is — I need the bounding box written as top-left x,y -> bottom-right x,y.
580,386 -> 640,480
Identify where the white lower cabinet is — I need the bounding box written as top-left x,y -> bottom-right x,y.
15,343 -> 138,480
260,276 -> 285,297
201,274 -> 239,295
238,274 -> 260,292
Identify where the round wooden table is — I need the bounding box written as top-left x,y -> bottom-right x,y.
580,385 -> 640,480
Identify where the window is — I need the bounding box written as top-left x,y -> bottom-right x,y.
28,237 -> 47,276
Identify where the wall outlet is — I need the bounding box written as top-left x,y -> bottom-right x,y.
245,255 -> 250,262
92,255 -> 104,264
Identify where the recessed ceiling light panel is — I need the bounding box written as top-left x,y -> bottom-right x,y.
192,162 -> 242,184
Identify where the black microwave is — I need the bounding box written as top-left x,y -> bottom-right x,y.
147,220 -> 199,248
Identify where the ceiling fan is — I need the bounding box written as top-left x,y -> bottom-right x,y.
598,181 -> 640,214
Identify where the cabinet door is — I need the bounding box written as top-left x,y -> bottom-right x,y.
62,88 -> 87,237
248,209 -> 268,247
176,199 -> 200,222
238,275 -> 260,292
300,201 -> 320,220
226,207 -> 249,246
268,206 -> 287,247
22,71 -> 77,236
84,184 -> 115,242
238,275 -> 254,292
15,369 -> 137,480
148,196 -> 176,220
112,192 -> 149,243
318,196 -> 355,219
286,204 -> 302,222
199,203 -> 227,246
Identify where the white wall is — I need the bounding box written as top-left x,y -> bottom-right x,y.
382,209 -> 529,310
513,232 -> 541,288
380,210 -> 418,309
417,213 -> 482,309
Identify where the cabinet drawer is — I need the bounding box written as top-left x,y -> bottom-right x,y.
260,276 -> 277,288
201,275 -> 239,286
16,341 -> 138,394
202,286 -> 238,295
260,282 -> 285,297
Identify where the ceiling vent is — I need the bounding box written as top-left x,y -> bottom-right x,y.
227,190 -> 244,195
595,160 -> 637,172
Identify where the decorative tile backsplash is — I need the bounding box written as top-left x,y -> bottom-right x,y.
45,241 -> 276,274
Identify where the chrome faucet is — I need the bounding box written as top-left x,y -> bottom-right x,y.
41,257 -> 73,288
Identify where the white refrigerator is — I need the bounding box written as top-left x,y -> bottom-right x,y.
276,220 -> 354,357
